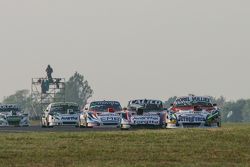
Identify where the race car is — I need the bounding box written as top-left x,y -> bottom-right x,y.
0,104 -> 29,127
120,99 -> 167,130
166,96 -> 221,128
78,101 -> 122,128
41,102 -> 80,128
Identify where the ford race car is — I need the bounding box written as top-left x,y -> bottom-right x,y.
0,104 -> 29,127
166,96 -> 221,128
120,99 -> 167,130
41,102 -> 80,127
78,101 -> 122,128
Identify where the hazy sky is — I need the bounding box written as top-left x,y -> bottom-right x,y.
0,0 -> 250,105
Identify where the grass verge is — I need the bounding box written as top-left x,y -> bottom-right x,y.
0,123 -> 250,167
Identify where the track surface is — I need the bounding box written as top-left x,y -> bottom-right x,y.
0,126 -> 121,133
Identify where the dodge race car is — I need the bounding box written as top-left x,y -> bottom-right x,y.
120,99 -> 167,130
0,104 -> 29,127
166,96 -> 221,128
41,102 -> 80,127
78,101 -> 122,128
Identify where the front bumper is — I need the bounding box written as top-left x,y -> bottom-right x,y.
166,122 -> 220,128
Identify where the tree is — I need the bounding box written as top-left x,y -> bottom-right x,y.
63,72 -> 93,107
211,96 -> 226,107
221,99 -> 247,122
2,89 -> 32,114
242,100 -> 250,122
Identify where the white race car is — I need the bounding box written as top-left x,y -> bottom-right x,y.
0,104 -> 29,127
78,101 -> 122,128
166,96 -> 221,128
120,99 -> 167,130
41,102 -> 80,127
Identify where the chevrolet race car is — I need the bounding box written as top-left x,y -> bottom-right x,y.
120,99 -> 167,130
78,101 -> 122,128
0,104 -> 29,127
166,96 -> 221,128
41,102 -> 80,128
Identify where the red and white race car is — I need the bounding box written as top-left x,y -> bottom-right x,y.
166,96 -> 221,128
78,101 -> 122,128
120,99 -> 167,130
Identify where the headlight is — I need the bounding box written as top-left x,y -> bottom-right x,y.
168,113 -> 177,124
207,110 -> 220,122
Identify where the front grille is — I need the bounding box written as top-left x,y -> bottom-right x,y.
131,125 -> 162,129
103,123 -> 119,125
182,123 -> 201,128
63,122 -> 77,125
8,121 -> 21,126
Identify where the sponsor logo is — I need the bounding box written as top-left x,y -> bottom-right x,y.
178,116 -> 205,123
130,100 -> 162,105
131,116 -> 160,125
175,96 -> 211,105
61,117 -> 78,121
99,113 -> 118,116
91,101 -> 121,105
100,117 -> 120,122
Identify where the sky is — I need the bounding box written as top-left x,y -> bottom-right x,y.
0,0 -> 250,106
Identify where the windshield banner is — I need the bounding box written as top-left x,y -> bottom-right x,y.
129,100 -> 162,105
175,96 -> 211,105
0,104 -> 20,112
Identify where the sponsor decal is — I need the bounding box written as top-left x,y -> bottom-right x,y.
178,116 -> 205,123
100,117 -> 120,122
131,116 -> 160,125
175,96 -> 211,105
130,100 -> 162,105
61,116 -> 78,121
99,113 -> 118,116
91,101 -> 120,105
0,104 -> 20,112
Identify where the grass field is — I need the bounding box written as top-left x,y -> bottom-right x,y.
0,124 -> 250,167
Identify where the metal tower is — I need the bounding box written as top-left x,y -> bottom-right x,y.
31,78 -> 65,117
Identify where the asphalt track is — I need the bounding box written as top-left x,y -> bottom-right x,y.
0,126 -> 121,133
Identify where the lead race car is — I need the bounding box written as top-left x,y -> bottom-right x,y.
41,102 -> 80,127
0,104 -> 29,127
166,96 -> 221,128
78,101 -> 122,128
120,99 -> 167,130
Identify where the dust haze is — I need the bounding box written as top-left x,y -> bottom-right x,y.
0,0 -> 250,105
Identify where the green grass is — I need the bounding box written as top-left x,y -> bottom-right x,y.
0,124 -> 250,167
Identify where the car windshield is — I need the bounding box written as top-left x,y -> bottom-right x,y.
50,104 -> 80,114
175,101 -> 213,107
89,101 -> 122,112
128,100 -> 163,112
0,105 -> 20,112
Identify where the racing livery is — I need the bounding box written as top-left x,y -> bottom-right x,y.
41,102 -> 80,127
120,99 -> 167,130
166,96 -> 221,128
79,101 -> 122,128
0,104 -> 29,127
